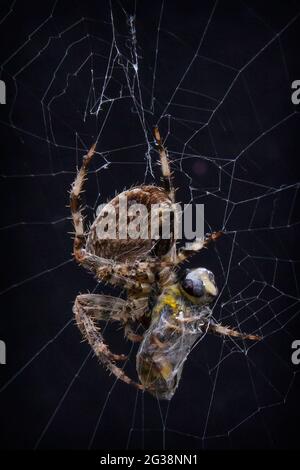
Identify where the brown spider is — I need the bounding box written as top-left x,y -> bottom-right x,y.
70,127 -> 260,399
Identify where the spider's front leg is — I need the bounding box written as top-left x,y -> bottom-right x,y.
176,231 -> 223,265
74,294 -> 144,390
207,321 -> 261,341
69,143 -> 150,289
70,143 -> 97,263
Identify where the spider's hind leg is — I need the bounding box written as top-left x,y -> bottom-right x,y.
74,294 -> 144,390
74,294 -> 127,362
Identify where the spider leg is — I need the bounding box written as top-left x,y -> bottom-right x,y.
154,308 -> 259,341
124,323 -> 144,343
153,126 -> 175,203
153,126 -> 182,266
74,294 -> 144,390
207,321 -> 261,341
70,143 -> 97,263
123,295 -> 150,343
77,253 -> 144,289
152,129 -> 222,267
70,146 -> 154,289
76,293 -> 127,322
176,231 -> 223,265
82,293 -> 146,343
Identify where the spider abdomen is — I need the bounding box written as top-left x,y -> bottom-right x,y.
86,185 -> 174,261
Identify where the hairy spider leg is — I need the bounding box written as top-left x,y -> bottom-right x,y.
153,126 -> 175,204
70,143 -> 97,262
176,231 -> 223,265
74,294 -> 144,390
70,144 -> 154,289
207,321 -> 261,341
172,316 -> 261,341
153,127 -> 223,266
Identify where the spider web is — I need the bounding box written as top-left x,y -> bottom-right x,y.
0,0 -> 300,450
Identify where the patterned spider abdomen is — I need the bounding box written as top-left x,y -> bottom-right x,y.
86,185 -> 174,261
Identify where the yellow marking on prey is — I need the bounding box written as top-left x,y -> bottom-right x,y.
163,294 -> 178,309
153,285 -> 181,317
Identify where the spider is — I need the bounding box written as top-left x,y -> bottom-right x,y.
70,127 -> 260,399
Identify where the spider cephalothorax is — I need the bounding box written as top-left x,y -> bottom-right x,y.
70,127 -> 260,399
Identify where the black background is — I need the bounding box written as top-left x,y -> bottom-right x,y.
0,0 -> 300,450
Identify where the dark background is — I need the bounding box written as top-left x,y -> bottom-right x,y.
0,0 -> 300,450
